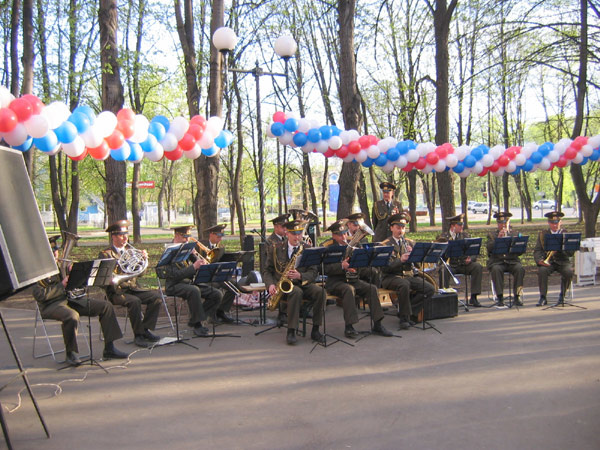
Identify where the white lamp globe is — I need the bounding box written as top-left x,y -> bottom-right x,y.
212,27 -> 238,52
274,35 -> 297,59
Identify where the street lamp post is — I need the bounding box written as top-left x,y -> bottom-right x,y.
212,27 -> 296,240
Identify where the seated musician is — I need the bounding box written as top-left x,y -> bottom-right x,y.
160,226 -> 222,337
486,212 -> 525,307
262,220 -> 325,345
322,220 -> 392,338
345,212 -> 381,286
380,212 -> 434,329
268,213 -> 290,246
197,224 -> 234,324
533,211 -> 574,307
99,220 -> 162,348
34,235 -> 128,365
437,213 -> 483,307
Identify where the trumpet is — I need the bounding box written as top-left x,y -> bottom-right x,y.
190,236 -> 218,263
344,219 -> 374,283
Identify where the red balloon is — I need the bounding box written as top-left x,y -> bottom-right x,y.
402,162 -> 414,172
556,156 -> 568,168
426,152 -> 439,165
179,133 -> 196,151
117,108 -> 135,122
564,147 -> 577,160
9,98 -> 33,122
106,130 -> 125,149
572,136 -> 587,150
0,108 -> 18,132
88,142 -> 110,160
415,157 -> 427,170
478,167 -> 488,177
358,135 -> 370,149
336,145 -> 349,158
368,135 -> 378,146
164,146 -> 183,161
436,145 -> 448,158
497,155 -> 510,167
490,162 -> 500,172
348,141 -> 361,154
505,146 -> 518,159
21,94 -> 45,114
69,148 -> 88,161
188,124 -> 204,140
190,115 -> 207,129
117,120 -> 135,140
323,149 -> 335,158
272,111 -> 286,123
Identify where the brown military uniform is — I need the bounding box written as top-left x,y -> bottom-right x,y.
533,229 -> 574,297
485,229 -> 525,297
437,230 -> 482,295
372,199 -> 403,243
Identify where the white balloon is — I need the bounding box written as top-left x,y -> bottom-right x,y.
395,156 -> 408,168
366,145 -> 380,159
46,145 -> 62,156
168,116 -> 189,141
309,119 -> 320,129
481,154 -> 494,167
521,142 -> 537,158
423,165 -> 433,174
406,149 -> 420,163
3,123 -> 28,146
297,119 -> 310,133
62,136 -> 86,157
144,143 -> 164,162
342,154 -> 355,163
416,142 -> 431,157
328,136 -> 342,150
587,135 -> 600,149
278,131 -> 293,146
206,116 -> 224,135
455,145 -> 470,161
505,161 -> 516,173
41,102 -> 70,129
514,154 -> 526,166
82,125 -> 104,148
184,145 -> 202,159
315,140 -> 329,153
130,114 -> 149,143
199,129 -> 215,149
554,138 -> 571,155
547,150 -> 559,163
539,158 -> 551,170
459,168 -> 471,178
377,138 -> 391,153
347,129 -> 360,141
24,115 -> 49,138
286,111 -> 299,120
339,131 -> 351,145
354,150 -> 368,163
435,160 -> 448,172
489,144 -> 504,159
572,152 -> 584,164
580,144 -> 593,157
160,132 -> 178,152
446,153 -> 459,168
266,124 -> 275,138
0,86 -> 14,108
382,161 -> 395,173
95,111 -> 118,137
301,143 -> 314,153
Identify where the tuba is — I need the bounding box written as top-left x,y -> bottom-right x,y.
112,243 -> 148,285
267,246 -> 304,311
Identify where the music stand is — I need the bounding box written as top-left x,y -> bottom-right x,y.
348,245 -> 400,341
407,242 -> 447,334
156,243 -> 199,350
65,259 -> 118,372
489,236 -> 528,308
543,233 -> 585,310
194,262 -> 241,344
444,238 -> 482,311
220,251 -> 258,326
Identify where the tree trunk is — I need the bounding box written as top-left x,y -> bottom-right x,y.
100,0 -> 126,223
336,0 -> 362,219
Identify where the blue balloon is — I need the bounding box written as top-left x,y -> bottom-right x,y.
386,147 -> 400,161
33,131 -> 58,152
374,154 -> 388,167
73,105 -> 96,124
284,118 -> 299,133
470,146 -> 484,160
307,128 -> 321,143
362,158 -> 374,168
67,112 -> 90,133
202,146 -> 218,157
538,142 -> 553,157
127,141 -> 143,161
293,132 -> 308,147
454,162 -> 465,173
406,140 -> 417,150
463,155 -> 476,168
151,115 -> 170,131
271,122 -> 285,137
330,126 -> 342,136
214,131 -> 228,148
530,151 -> 543,164
13,137 -> 33,152
479,144 -> 489,154
396,141 -> 408,155
319,125 -> 332,140
110,142 -> 131,161
580,156 -> 589,166
523,160 -> 534,172
221,130 -> 234,146
148,122 -> 166,141
590,149 -> 600,161
55,121 -> 78,144
140,134 -> 158,152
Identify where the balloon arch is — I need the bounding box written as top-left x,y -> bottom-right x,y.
267,111 -> 600,177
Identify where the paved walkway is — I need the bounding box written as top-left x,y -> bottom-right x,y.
1,284 -> 599,450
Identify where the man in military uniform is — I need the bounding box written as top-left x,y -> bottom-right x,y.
262,220 -> 325,345
267,213 -> 290,246
35,236 -> 127,365
486,212 -> 525,307
346,212 -> 380,286
380,212 -> 434,329
533,211 -> 574,306
160,226 -> 218,336
321,220 -> 392,338
372,182 -> 403,243
197,224 -> 234,323
99,220 -> 162,347
437,213 -> 483,307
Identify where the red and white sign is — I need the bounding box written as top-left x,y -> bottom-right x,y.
126,181 -> 155,188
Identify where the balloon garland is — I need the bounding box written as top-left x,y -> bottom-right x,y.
267,111 -> 600,177
0,87 -> 234,162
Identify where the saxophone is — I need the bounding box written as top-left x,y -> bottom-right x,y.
267,246 -> 304,311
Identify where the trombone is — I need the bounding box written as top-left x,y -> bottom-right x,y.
188,237 -> 242,296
